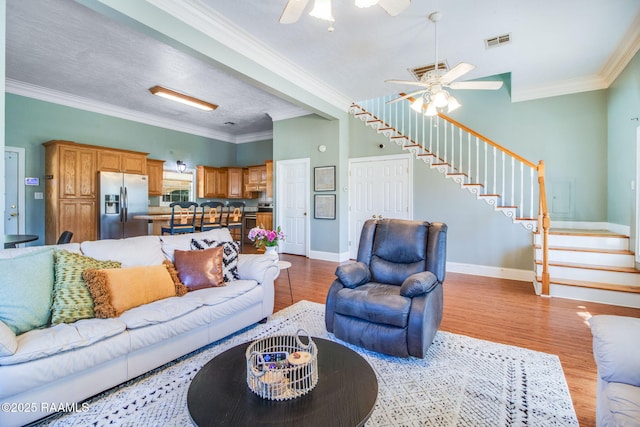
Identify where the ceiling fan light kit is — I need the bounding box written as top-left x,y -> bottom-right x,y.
386,11 -> 502,115
149,85 -> 218,111
279,0 -> 410,31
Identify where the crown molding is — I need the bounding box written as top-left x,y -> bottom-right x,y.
146,0 -> 352,113
5,79 -> 275,144
511,74 -> 608,103
268,105 -> 312,122
600,12 -> 640,86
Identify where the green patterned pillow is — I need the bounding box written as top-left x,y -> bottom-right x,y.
51,250 -> 121,325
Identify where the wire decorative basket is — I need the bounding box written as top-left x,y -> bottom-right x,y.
246,329 -> 318,400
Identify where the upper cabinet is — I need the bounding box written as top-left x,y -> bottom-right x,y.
227,167 -> 243,199
146,159 -> 165,196
97,149 -> 147,174
266,160 -> 273,199
197,166 -> 228,199
45,141 -> 97,200
245,165 -> 267,192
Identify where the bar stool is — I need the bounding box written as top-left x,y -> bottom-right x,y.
199,201 -> 225,232
161,202 -> 198,235
225,201 -> 245,251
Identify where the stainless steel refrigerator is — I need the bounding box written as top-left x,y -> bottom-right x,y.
98,171 -> 149,239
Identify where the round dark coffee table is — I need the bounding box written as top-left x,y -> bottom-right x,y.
187,337 -> 378,427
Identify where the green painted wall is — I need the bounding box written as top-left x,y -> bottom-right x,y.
607,50 -> 640,228
5,94 -> 271,242
237,139 -> 273,166
273,114 -> 344,254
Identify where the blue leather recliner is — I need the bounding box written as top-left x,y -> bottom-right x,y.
325,218 -> 447,358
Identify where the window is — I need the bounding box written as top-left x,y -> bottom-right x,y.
161,170 -> 194,206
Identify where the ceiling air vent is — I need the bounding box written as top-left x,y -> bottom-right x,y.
409,61 -> 448,81
485,33 -> 511,49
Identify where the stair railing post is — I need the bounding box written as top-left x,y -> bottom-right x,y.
537,160 -> 550,296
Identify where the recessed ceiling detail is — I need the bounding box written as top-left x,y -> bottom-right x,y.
485,33 -> 511,49
409,62 -> 449,81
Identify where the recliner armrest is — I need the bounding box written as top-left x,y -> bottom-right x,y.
400,271 -> 438,297
335,262 -> 371,288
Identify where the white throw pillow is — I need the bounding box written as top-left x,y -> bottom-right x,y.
81,236 -> 165,267
161,229 -> 233,262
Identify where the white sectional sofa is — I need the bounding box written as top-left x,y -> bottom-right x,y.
0,229 -> 278,427
589,315 -> 640,426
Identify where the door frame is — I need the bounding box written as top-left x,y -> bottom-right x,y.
636,126 -> 640,264
276,158 -> 310,257
4,146 -> 26,234
348,153 -> 413,258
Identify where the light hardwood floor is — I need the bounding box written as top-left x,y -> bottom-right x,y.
272,253 -> 640,426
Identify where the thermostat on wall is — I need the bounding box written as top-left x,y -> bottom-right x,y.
25,177 -> 40,186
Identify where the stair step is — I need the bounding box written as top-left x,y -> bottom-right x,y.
534,231 -> 629,251
534,244 -> 633,255
536,276 -> 640,294
536,260 -> 639,273
535,246 -> 635,268
535,262 -> 640,286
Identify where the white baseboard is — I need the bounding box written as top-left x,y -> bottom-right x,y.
446,262 -> 534,282
308,250 -> 350,263
552,221 -> 630,236
550,284 -> 640,309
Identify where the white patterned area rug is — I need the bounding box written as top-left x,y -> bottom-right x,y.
34,300 -> 578,427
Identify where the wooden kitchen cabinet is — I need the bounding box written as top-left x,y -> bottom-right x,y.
227,167 -> 243,199
44,140 -> 99,244
197,166 -> 228,198
256,212 -> 273,230
146,159 -> 165,196
97,149 -> 147,174
197,166 -> 216,198
246,165 -> 267,192
266,160 -> 273,199
58,199 -> 97,244
242,168 -> 255,199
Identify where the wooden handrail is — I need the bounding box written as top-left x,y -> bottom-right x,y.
397,93 -> 539,170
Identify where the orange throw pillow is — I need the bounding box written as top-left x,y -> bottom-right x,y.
173,246 -> 225,291
83,264 -> 177,318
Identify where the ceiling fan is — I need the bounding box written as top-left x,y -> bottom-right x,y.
386,12 -> 503,115
280,0 -> 411,30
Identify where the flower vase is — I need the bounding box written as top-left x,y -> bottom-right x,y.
264,246 -> 278,259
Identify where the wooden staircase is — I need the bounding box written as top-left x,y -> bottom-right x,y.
350,101 -> 542,231
534,229 -> 640,308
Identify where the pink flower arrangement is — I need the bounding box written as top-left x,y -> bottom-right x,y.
248,226 -> 285,248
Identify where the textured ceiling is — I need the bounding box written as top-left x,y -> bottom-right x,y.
6,0 -> 640,143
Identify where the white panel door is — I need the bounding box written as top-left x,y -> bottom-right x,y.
349,155 -> 411,259
4,147 -> 25,235
277,159 -> 309,256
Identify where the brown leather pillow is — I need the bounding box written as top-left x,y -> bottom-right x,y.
173,246 -> 224,290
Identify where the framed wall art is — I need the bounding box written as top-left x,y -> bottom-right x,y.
314,166 -> 335,192
314,194 -> 336,220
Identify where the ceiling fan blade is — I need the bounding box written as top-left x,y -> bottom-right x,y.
440,63 -> 476,85
377,0 -> 411,16
449,81 -> 504,90
279,0 -> 310,24
386,89 -> 426,104
385,79 -> 431,87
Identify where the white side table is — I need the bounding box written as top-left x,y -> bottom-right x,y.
277,260 -> 293,304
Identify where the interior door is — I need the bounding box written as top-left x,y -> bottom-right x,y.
349,155 -> 412,259
4,147 -> 26,235
277,159 -> 309,256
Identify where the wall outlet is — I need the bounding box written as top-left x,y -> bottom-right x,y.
34,192 -> 43,199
